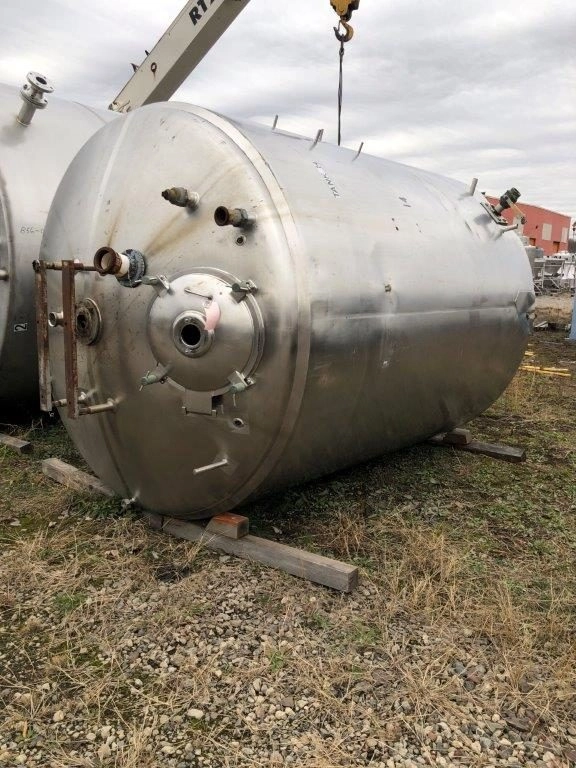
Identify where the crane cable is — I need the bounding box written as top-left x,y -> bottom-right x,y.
337,39 -> 345,146
334,18 -> 355,146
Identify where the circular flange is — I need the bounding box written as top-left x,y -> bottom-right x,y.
75,298 -> 102,346
172,311 -> 214,357
26,72 -> 54,95
147,271 -> 263,393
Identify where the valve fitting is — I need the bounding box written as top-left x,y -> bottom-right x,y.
494,188 -> 521,215
161,187 -> 200,210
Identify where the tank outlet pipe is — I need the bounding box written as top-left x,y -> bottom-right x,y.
79,399 -> 117,416
94,247 -> 130,277
162,187 -> 200,210
0,269 -> 8,281
17,71 -> 54,126
94,247 -> 146,287
214,206 -> 252,229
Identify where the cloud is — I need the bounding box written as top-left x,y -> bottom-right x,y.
1,0 -> 574,217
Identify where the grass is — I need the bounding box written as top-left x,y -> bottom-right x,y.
0,331 -> 575,766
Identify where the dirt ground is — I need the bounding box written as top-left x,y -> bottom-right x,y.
1,332 -> 575,767
534,294 -> 574,325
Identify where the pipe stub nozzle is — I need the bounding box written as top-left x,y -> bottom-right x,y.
214,206 -> 252,229
162,187 -> 200,210
17,71 -> 54,125
94,247 -> 146,287
94,247 -> 124,276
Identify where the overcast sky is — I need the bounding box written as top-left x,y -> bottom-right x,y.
2,0 -> 575,218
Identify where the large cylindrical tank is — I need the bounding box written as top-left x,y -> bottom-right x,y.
0,80 -> 115,408
41,103 -> 534,519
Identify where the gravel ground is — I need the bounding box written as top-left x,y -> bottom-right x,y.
0,519 -> 576,768
1,333 -> 575,767
2,550 -> 575,768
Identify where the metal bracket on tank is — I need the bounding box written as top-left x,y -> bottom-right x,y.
182,390 -> 217,417
141,274 -> 171,295
140,363 -> 171,390
231,280 -> 257,302
479,201 -> 509,226
228,370 -> 253,394
33,259 -> 116,418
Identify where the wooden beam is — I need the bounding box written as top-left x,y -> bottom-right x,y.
429,437 -> 526,464
41,458 -> 359,592
144,513 -> 359,593
0,433 -> 32,454
42,458 -> 115,496
459,440 -> 526,463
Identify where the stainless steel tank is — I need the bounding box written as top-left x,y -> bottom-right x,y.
41,103 -> 534,519
0,78 -> 115,408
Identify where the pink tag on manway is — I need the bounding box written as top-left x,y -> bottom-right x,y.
204,300 -> 221,331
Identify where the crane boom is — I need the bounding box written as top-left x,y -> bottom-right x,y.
109,0 -> 251,112
110,0 -> 359,114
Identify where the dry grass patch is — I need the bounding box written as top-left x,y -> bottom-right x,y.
1,332 -> 575,766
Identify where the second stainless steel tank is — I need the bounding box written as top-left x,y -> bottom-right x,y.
0,78 -> 115,409
41,103 -> 534,518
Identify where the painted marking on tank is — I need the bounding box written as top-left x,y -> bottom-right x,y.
13,323 -> 28,333
312,162 -> 340,198
189,0 -> 216,25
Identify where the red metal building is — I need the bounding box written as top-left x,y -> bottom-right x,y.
486,197 -> 571,255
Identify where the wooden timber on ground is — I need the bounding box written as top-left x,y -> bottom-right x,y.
429,431 -> 526,464
41,458 -> 359,593
42,458 -> 116,496
145,512 -> 358,593
0,433 -> 32,454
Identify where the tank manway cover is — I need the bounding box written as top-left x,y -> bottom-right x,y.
147,271 -> 264,396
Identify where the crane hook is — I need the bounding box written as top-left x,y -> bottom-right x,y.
334,19 -> 354,43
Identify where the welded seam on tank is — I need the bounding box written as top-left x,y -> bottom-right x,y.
74,102 -> 117,126
330,306 -> 521,319
182,105 -> 314,514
